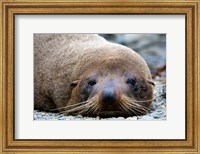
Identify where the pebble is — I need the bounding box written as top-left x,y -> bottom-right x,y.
125,117 -> 137,120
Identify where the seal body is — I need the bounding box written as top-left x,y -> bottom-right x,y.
34,34 -> 154,117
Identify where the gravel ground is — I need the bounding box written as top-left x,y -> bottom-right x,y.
34,80 -> 166,121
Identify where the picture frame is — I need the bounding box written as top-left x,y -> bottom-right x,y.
0,0 -> 199,153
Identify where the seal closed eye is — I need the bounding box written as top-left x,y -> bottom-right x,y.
34,34 -> 154,117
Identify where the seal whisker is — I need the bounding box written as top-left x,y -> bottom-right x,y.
128,101 -> 149,114
84,104 -> 96,115
121,98 -> 149,116
62,101 -> 94,114
119,103 -> 132,115
121,96 -> 150,114
96,105 -> 102,116
130,97 -> 154,103
120,100 -> 139,118
118,103 -> 132,115
121,95 -> 151,111
118,105 -> 128,116
129,101 -> 150,112
90,102 -> 99,115
78,97 -> 98,115
92,106 -> 100,115
50,101 -> 88,111
88,102 -> 100,116
131,106 -> 148,115
62,106 -> 85,114
78,106 -> 92,115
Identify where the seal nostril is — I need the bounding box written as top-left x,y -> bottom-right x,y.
102,89 -> 116,105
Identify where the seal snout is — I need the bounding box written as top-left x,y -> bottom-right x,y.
102,87 -> 117,105
101,80 -> 118,106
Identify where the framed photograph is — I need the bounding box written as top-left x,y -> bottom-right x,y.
1,0 -> 199,153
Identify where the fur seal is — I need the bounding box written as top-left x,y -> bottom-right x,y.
34,34 -> 154,118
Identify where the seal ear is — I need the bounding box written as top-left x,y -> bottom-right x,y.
147,79 -> 155,86
70,80 -> 79,88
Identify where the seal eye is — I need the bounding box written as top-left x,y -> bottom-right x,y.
88,80 -> 96,86
127,78 -> 136,87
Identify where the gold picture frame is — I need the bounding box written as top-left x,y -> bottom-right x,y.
0,0 -> 199,153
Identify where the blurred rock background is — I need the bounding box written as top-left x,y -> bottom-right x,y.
99,34 -> 166,70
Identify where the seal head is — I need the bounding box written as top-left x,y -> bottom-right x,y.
68,57 -> 154,118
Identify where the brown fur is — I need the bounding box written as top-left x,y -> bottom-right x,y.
34,34 -> 154,117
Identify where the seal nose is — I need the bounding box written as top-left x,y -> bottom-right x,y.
102,88 -> 116,105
